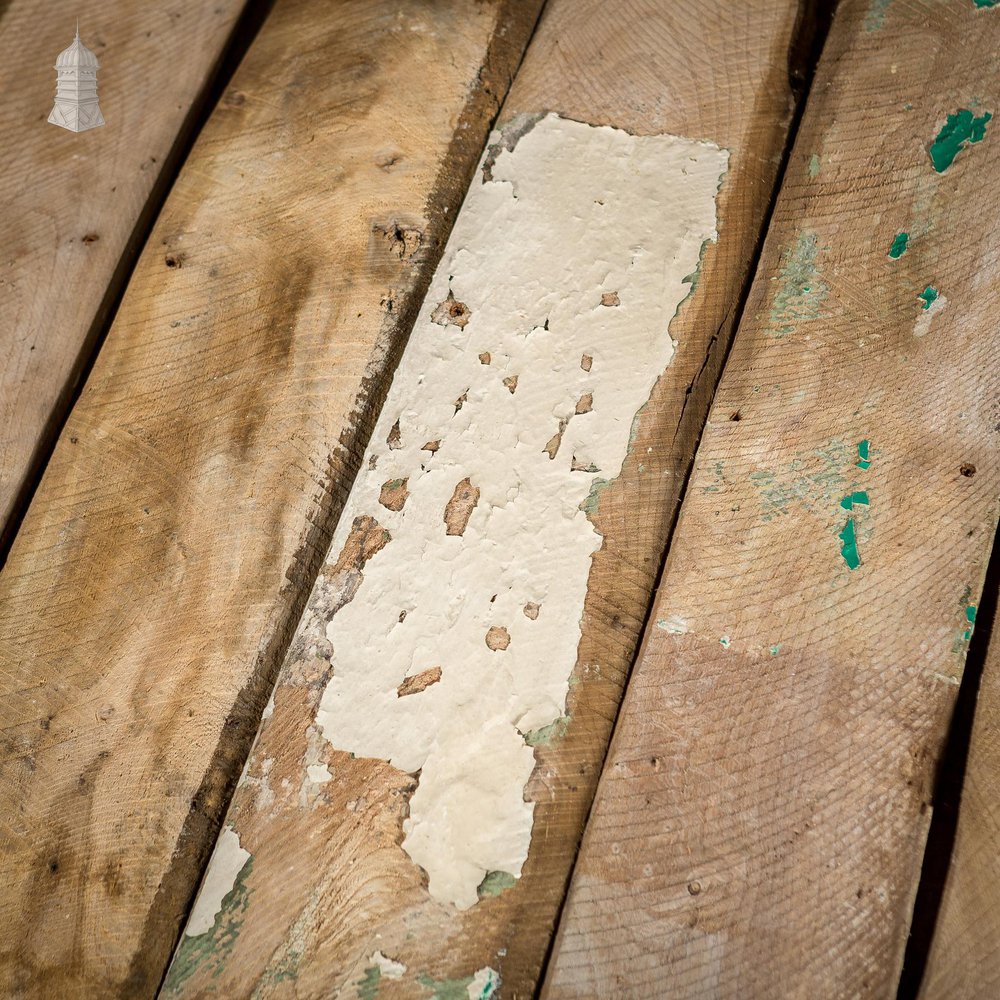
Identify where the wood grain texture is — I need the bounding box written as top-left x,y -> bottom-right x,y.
544,1 -> 1000,997
0,1 -> 539,995
164,3 -> 806,997
920,584 -> 1000,1000
0,0 -> 248,552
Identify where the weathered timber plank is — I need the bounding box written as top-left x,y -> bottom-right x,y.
0,0 -> 249,554
544,1 -> 1000,996
162,2 -> 808,997
0,1 -> 540,995
919,576 -> 1000,1000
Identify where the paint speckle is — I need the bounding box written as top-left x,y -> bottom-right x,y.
769,644 -> 781,656
888,232 -> 909,259
929,109 -> 992,172
808,153 -> 821,177
720,635 -> 731,649
656,614 -> 688,635
767,231 -> 827,337
856,440 -> 871,470
864,0 -> 893,31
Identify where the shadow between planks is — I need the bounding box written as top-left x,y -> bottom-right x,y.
157,1 -> 833,998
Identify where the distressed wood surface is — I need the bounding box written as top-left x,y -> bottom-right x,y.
920,582 -> 1000,1000
163,2 -> 809,997
544,1 -> 1000,996
0,1 -> 540,995
0,0 -> 249,554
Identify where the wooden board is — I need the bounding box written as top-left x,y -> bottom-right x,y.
161,2 -> 809,997
919,577 -> 1000,1000
0,0 -> 249,555
543,1 -> 1000,996
0,1 -> 541,995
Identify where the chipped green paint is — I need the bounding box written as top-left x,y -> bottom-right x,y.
974,1 -> 999,9
856,440 -> 871,470
864,0 -> 893,30
964,604 -> 978,641
580,476 -> 611,516
840,490 -> 870,511
767,232 -> 827,337
769,644 -> 781,656
808,153 -> 821,177
474,969 -> 500,999
888,232 -> 909,259
525,714 -> 570,747
162,859 -> 254,994
839,518 -> 861,570
919,286 -> 939,310
358,966 -> 382,1000
930,109 -> 992,172
757,439 -> 853,521
720,636 -> 731,649
477,870 -> 517,897
417,973 -> 475,1000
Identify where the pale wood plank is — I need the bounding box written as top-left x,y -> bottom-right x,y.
544,1 -> 1000,996
0,1 -> 540,995
0,0 -> 249,553
162,3 -> 809,997
919,580 -> 1000,1000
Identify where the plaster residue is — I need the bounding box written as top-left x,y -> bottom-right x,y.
371,950 -> 406,978
185,827 -> 251,937
310,113 -> 727,908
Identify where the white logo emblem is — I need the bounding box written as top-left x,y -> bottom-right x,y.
49,24 -> 104,132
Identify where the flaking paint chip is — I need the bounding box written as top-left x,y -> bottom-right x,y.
397,666 -> 442,697
444,477 -> 480,535
485,626 -> 511,651
431,290 -> 472,329
575,392 -> 593,414
379,478 -> 409,512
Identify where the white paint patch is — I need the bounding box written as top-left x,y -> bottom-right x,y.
914,293 -> 946,337
468,966 -> 500,999
310,113 -> 726,908
371,950 -> 406,978
306,763 -> 332,784
185,827 -> 251,937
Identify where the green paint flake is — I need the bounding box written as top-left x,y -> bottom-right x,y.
930,109 -> 993,172
888,232 -> 909,259
767,231 -> 828,338
966,605 -> 977,624
524,715 -> 570,747
840,490 -> 870,511
162,858 -> 254,995
417,973 -> 475,1000
357,966 -> 382,1000
478,870 -> 517,897
808,153 -> 821,177
769,645 -> 781,656
975,0 -> 1000,8
720,636 -> 731,649
580,476 -> 611,516
856,440 -> 871,470
839,518 -> 861,570
919,286 -> 939,310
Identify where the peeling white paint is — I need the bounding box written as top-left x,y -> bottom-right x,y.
468,966 -> 501,999
306,763 -> 332,784
370,950 -> 406,978
185,827 -> 251,937
310,113 -> 726,908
